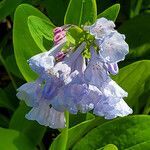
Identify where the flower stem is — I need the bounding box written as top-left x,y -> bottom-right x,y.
55,111 -> 69,150
61,111 -> 69,150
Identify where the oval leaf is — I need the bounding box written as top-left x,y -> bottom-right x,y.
0,127 -> 35,150
113,60 -> 150,113
64,0 -> 97,26
73,115 -> 150,150
13,4 -> 51,81
50,117 -> 107,150
98,144 -> 118,150
97,4 -> 120,21
28,15 -> 55,51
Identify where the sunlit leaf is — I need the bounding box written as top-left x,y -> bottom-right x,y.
114,60 -> 150,113
28,15 -> 55,51
64,0 -> 97,26
97,4 -> 120,21
13,4 -> 51,81
73,115 -> 150,150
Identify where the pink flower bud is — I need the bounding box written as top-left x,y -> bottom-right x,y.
53,27 -> 63,34
55,51 -> 66,61
54,31 -> 66,45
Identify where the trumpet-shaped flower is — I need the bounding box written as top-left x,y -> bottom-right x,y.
28,41 -> 66,75
99,32 -> 129,63
17,79 -> 43,107
84,47 -> 132,118
26,102 -> 65,128
84,17 -> 115,41
17,79 -> 66,128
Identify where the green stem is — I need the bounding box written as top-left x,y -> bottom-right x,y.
64,111 -> 69,150
0,52 -> 17,89
60,111 -> 69,150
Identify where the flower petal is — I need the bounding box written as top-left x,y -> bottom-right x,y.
104,62 -> 119,75
99,32 -> 129,63
26,102 -> 65,128
85,17 -> 115,41
101,80 -> 128,98
94,97 -> 133,119
28,41 -> 66,74
16,80 -> 42,107
49,42 -> 86,81
84,47 -> 109,87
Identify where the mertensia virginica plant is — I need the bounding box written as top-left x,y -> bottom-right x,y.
17,17 -> 132,129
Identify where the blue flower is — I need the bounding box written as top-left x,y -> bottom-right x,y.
26,102 -> 65,129
17,79 -> 43,107
84,47 -> 132,119
93,97 -> 133,119
28,41 -> 66,75
98,31 -> 129,63
84,17 -> 115,41
84,18 -> 129,74
17,79 -> 66,128
17,42 -> 86,128
17,18 -> 133,128
104,62 -> 119,75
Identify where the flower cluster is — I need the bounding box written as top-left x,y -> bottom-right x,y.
17,17 -> 132,128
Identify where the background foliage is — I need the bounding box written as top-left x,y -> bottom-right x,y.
0,0 -> 150,150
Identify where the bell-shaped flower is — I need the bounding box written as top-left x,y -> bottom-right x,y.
16,21 -> 132,128
26,102 -> 65,128
84,17 -> 115,41
98,31 -> 129,63
17,78 -> 43,107
84,47 -> 132,119
28,41 -> 66,75
93,97 -> 133,119
50,55 -> 103,114
84,47 -> 110,88
47,42 -> 86,81
17,78 -> 66,128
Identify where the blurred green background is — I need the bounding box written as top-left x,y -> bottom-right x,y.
0,0 -> 150,150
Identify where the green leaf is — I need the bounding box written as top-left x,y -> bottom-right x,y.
43,0 -> 69,25
97,4 -> 120,21
9,102 -> 46,146
97,144 -> 118,150
28,15 -> 55,51
0,0 -> 23,20
13,4 -> 51,81
72,115 -> 150,150
64,0 -> 97,26
113,60 -> 150,113
50,117 -> 107,150
118,13 -> 150,61
0,127 -> 35,150
124,140 -> 150,150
